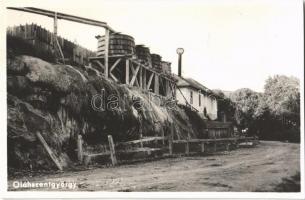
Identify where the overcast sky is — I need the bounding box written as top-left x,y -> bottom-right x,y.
5,0 -> 304,92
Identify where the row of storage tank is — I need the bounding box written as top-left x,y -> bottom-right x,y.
96,33 -> 171,74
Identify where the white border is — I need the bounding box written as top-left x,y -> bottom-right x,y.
0,0 -> 304,199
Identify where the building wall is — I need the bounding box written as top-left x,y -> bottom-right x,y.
176,87 -> 218,120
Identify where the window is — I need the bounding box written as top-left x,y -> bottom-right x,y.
199,94 -> 201,106
190,91 -> 193,104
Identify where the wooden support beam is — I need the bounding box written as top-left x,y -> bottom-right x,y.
104,28 -> 109,78
125,59 -> 130,84
7,7 -> 115,32
89,54 -> 133,60
77,134 -> 83,163
214,142 -> 217,152
130,64 -> 140,86
53,13 -> 57,36
154,74 -> 159,95
35,131 -> 63,171
147,72 -> 154,90
94,60 -> 105,71
109,73 -> 119,82
139,67 -> 143,89
110,58 -> 121,72
143,69 -> 147,90
108,135 -> 117,165
165,79 -> 169,97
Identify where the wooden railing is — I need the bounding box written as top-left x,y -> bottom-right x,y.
78,133 -> 258,166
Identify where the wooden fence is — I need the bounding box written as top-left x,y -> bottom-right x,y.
7,24 -> 96,65
78,132 -> 258,166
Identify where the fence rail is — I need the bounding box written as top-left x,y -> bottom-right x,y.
80,134 -> 258,166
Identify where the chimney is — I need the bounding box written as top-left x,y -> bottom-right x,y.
176,48 -> 184,77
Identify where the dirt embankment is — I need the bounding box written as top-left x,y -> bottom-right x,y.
8,141 -> 300,192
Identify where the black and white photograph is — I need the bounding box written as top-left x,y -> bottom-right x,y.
0,0 -> 304,198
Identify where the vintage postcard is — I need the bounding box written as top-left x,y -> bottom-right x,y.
0,0 -> 304,199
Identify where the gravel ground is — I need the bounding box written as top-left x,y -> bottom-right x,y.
8,141 -> 300,192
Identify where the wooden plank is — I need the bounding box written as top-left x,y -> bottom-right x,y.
154,74 -> 159,95
130,64 -> 140,86
125,59 -> 130,84
139,67 -> 143,89
35,131 -> 63,171
118,136 -> 164,145
110,58 -> 122,72
104,28 -> 109,78
108,135 -> 117,165
143,69 -> 147,90
94,60 -> 105,71
7,7 -> 114,31
172,137 -> 240,144
117,147 -> 162,154
89,54 -> 133,60
109,73 -> 119,82
77,134 -> 83,162
147,73 -> 154,90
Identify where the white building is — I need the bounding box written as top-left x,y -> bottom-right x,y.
175,76 -> 218,120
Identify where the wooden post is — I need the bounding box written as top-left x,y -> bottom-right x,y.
185,133 -> 190,155
139,134 -> 143,148
104,28 -> 110,78
143,69 -> 147,90
161,128 -> 165,145
154,74 -> 159,95
139,67 -> 143,89
201,142 -> 205,153
214,142 -> 217,152
169,124 -> 174,155
226,143 -> 230,151
126,59 -> 130,84
77,134 -> 83,162
35,131 -> 63,171
108,135 -> 117,165
54,12 -> 58,36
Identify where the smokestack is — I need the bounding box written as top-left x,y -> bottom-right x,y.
176,48 -> 184,77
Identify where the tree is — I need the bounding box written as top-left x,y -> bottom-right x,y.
264,75 -> 300,121
263,75 -> 300,142
229,88 -> 260,134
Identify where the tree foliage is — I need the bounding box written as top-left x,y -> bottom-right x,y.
216,75 -> 300,142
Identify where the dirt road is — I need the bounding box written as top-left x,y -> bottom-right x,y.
8,141 -> 300,192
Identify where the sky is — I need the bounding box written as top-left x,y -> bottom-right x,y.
4,0 -> 304,92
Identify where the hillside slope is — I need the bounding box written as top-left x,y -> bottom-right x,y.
7,37 -> 208,170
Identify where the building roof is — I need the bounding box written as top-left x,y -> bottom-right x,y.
174,75 -> 216,97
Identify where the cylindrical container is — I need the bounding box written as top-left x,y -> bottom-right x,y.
151,53 -> 162,70
161,61 -> 172,74
135,45 -> 152,67
96,33 -> 135,56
